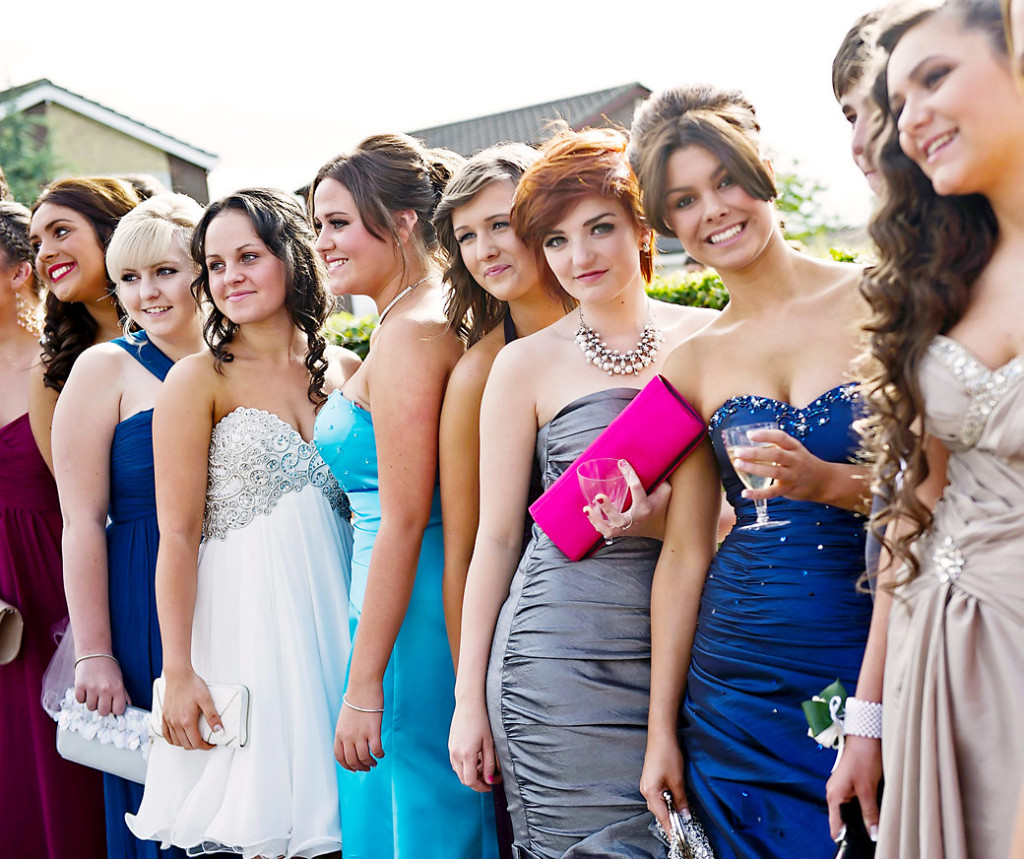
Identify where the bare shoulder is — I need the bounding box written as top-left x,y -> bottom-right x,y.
324,343 -> 361,392
660,329 -> 719,411
374,313 -> 463,362
64,341 -> 132,386
449,331 -> 503,402
655,300 -> 720,341
162,350 -> 219,398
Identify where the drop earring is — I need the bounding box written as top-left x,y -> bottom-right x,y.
15,289 -> 43,336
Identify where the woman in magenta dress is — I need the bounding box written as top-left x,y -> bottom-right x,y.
0,199 -> 107,858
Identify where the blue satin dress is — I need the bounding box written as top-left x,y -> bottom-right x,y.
683,384 -> 872,858
314,391 -> 497,859
106,335 -> 185,859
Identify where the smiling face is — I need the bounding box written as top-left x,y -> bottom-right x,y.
451,179 -> 539,303
888,11 -> 1024,197
115,235 -> 197,338
202,209 -> 288,325
312,177 -> 399,297
839,80 -> 884,196
29,202 -> 110,303
662,144 -> 776,271
540,194 -> 647,307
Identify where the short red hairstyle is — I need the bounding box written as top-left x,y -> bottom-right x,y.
511,126 -> 653,296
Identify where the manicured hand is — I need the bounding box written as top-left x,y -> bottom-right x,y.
75,656 -> 129,717
161,670 -> 222,751
583,459 -> 671,540
826,735 -> 882,841
731,429 -> 830,503
449,698 -> 500,792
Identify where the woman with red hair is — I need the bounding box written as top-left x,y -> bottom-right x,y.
448,127 -> 716,858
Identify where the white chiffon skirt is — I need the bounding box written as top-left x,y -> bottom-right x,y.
127,488 -> 352,858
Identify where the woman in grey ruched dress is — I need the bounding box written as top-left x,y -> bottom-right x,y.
447,128 -> 717,859
486,390 -> 664,858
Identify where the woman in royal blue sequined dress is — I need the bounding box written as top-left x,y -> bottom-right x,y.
627,85 -> 874,858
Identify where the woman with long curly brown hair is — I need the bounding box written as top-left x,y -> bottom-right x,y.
28,177 -> 139,470
126,189 -> 360,857
826,2 -> 1024,856
0,200 -> 107,859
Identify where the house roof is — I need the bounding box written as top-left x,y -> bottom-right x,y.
0,78 -> 218,171
409,82 -> 652,156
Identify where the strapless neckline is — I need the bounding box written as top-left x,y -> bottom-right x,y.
541,387 -> 641,432
216,406 -> 315,445
709,382 -> 857,434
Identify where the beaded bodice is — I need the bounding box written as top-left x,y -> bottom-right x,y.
203,407 -> 349,541
925,336 -> 1024,449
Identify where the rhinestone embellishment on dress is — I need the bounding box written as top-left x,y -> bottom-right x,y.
928,336 -> 1024,447
933,535 -> 965,584
203,408 -> 349,541
708,383 -> 859,439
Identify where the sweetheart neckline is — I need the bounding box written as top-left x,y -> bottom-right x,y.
710,382 -> 857,423
931,334 -> 1024,376
214,406 -> 314,445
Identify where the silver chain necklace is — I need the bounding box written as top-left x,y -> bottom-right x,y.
377,276 -> 429,324
575,306 -> 663,376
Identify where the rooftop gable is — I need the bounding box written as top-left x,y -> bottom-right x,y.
409,82 -> 651,155
0,78 -> 218,171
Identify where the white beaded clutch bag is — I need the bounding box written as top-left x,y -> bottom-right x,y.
55,690 -> 150,784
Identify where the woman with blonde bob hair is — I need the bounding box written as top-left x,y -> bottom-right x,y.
628,84 -> 873,858
52,193 -> 204,859
449,127 -> 716,858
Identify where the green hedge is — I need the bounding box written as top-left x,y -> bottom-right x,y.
325,252 -> 861,355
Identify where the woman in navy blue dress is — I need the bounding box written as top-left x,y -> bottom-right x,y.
52,194 -> 205,859
627,85 -> 873,857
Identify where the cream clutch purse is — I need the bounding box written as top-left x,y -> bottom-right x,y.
150,676 -> 251,748
0,598 -> 24,664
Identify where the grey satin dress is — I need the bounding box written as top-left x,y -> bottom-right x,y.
486,389 -> 667,859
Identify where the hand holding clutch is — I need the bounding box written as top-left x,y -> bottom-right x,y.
151,675 -> 250,749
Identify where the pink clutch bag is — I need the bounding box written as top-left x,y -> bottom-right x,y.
528,375 -> 706,561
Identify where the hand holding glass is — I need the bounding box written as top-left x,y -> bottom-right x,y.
577,458 -> 629,545
722,422 -> 790,530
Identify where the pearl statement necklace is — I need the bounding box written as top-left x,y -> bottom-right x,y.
377,276 -> 429,324
575,307 -> 663,376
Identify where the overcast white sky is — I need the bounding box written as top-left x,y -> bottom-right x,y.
3,0 -> 879,224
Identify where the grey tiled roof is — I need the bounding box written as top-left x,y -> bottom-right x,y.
409,83 -> 651,156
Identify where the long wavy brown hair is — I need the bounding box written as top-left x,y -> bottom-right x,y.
858,0 -> 1005,581
433,143 -> 574,346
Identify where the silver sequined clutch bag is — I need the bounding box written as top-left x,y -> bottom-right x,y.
661,790 -> 715,859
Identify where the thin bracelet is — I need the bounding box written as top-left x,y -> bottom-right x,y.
74,653 -> 120,669
343,694 -> 384,714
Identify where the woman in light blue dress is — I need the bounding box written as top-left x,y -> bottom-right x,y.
309,135 -> 497,858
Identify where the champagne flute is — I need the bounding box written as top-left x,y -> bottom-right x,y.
577,458 -> 630,545
722,421 -> 791,531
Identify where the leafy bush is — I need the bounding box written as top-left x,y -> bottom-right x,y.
646,270 -> 729,310
324,312 -> 376,359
